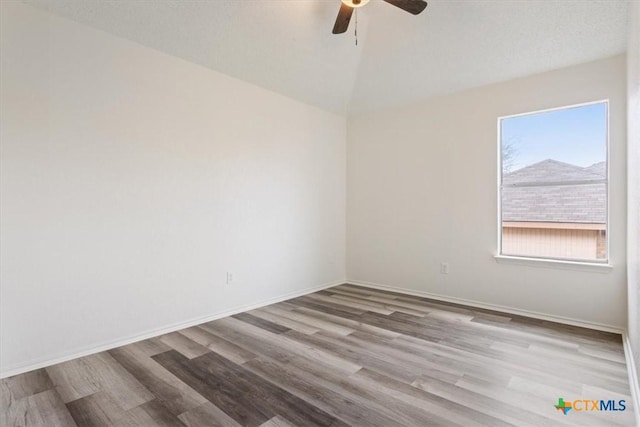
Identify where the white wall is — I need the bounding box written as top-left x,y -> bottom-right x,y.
0,3 -> 346,376
627,0 -> 640,389
347,55 -> 627,328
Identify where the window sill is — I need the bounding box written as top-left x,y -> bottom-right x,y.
494,255 -> 613,273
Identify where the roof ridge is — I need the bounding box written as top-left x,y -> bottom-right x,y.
505,159 -> 605,177
535,159 -> 585,169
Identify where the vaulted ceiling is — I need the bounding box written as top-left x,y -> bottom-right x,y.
27,0 -> 629,114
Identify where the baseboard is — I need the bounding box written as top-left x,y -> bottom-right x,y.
0,278 -> 345,379
623,333 -> 640,426
346,279 -> 624,334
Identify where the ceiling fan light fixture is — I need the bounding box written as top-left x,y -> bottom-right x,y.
341,0 -> 370,8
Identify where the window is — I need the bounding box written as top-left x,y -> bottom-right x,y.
498,101 -> 608,263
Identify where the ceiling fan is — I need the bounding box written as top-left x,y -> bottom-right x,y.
332,0 -> 428,34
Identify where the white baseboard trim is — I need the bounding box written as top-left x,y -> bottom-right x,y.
623,333 -> 640,426
346,279 -> 624,334
0,278 -> 345,379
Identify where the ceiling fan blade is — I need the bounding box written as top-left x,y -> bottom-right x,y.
332,3 -> 354,34
382,0 -> 427,15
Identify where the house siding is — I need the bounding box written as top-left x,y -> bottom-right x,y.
502,225 -> 605,261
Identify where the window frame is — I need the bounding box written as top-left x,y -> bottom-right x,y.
496,100 -> 611,266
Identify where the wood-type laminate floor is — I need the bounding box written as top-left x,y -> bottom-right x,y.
1,284 -> 635,426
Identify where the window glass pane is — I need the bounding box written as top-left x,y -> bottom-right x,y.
499,102 -> 608,261
501,184 -> 606,261
501,103 -> 607,180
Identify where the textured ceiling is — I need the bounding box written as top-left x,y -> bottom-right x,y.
26,0 -> 629,114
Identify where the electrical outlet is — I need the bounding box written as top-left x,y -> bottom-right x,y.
440,262 -> 449,274
226,272 -> 234,284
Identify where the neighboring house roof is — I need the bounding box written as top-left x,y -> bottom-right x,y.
584,161 -> 607,177
502,159 -> 606,224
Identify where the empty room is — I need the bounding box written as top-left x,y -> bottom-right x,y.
1,0 -> 639,426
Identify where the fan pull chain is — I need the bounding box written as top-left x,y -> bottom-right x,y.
355,8 -> 358,46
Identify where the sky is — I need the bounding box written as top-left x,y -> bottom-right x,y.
501,102 -> 607,172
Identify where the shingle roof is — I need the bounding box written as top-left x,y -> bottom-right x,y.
502,159 -> 606,223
